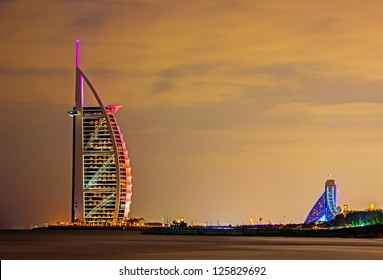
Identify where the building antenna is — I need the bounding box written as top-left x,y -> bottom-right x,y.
76,39 -> 80,67
75,39 -> 84,108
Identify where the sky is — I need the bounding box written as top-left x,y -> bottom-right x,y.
1,0 -> 383,228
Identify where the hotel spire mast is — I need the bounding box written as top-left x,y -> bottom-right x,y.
75,39 -> 83,111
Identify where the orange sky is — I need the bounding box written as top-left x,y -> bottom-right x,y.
1,0 -> 383,228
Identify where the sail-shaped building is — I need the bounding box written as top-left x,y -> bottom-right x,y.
68,40 -> 132,224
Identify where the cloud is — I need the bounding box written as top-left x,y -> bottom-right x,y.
0,0 -> 12,5
150,80 -> 174,93
71,13 -> 106,30
263,102 -> 383,127
0,66 -> 70,76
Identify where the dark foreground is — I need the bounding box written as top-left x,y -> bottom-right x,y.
1,229 -> 382,260
142,225 -> 383,237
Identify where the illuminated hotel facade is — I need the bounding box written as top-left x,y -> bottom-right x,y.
304,175 -> 341,224
68,40 -> 132,224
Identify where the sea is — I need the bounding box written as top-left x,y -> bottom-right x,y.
1,229 -> 382,260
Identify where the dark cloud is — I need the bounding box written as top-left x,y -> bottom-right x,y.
301,76 -> 383,105
0,0 -> 12,5
305,16 -> 340,33
226,63 -> 298,77
71,12 -> 106,30
150,80 -> 174,93
157,68 -> 182,78
87,67 -> 123,77
157,62 -> 301,79
126,97 -> 265,133
157,61 -> 237,78
0,66 -> 70,76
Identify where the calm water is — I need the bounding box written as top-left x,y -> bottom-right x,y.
1,229 -> 382,260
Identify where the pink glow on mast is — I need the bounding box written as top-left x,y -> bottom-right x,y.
76,39 -> 84,107
76,39 -> 80,67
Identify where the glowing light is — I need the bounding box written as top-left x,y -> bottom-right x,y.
76,39 -> 80,67
68,110 -> 80,117
369,203 -> 375,211
76,39 -> 84,107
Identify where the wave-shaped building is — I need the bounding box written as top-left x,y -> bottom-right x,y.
305,175 -> 340,224
68,40 -> 132,224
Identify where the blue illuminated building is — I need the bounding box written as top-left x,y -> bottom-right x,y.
305,176 -> 341,224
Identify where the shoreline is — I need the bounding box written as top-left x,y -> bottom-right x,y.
21,224 -> 383,238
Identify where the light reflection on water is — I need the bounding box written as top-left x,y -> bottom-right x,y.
1,230 -> 382,260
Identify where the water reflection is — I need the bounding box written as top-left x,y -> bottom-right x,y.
1,230 -> 382,260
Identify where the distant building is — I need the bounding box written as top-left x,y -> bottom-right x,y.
305,175 -> 341,224
344,209 -> 383,226
343,204 -> 349,215
172,217 -> 187,228
68,40 -> 132,224
367,203 -> 375,211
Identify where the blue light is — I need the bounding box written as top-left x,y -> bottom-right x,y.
305,179 -> 340,224
68,110 -> 80,117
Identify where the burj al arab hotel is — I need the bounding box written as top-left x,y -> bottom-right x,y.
68,40 -> 132,224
